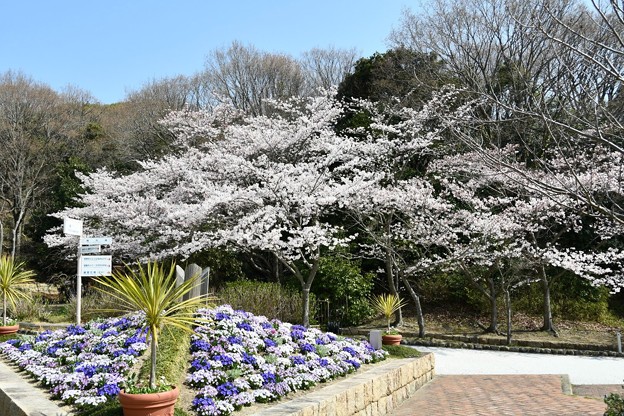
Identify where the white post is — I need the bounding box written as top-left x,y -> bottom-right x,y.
63,218 -> 83,326
76,239 -> 81,325
370,330 -> 383,350
617,332 -> 622,354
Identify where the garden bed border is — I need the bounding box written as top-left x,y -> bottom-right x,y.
254,353 -> 435,416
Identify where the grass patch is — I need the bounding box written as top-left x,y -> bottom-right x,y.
138,326 -> 192,387
83,401 -> 188,416
87,326 -> 192,416
383,344 -> 422,358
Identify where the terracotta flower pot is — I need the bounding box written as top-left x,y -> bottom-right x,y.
118,386 -> 179,416
382,334 -> 402,345
0,324 -> 19,335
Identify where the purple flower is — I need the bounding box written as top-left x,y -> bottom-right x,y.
35,331 -> 52,342
191,339 -> 211,352
102,329 -> 118,338
290,329 -> 305,340
217,381 -> 239,397
190,358 -> 211,372
66,324 -> 86,335
300,343 -> 315,353
214,354 -> 234,367
236,322 -> 253,331
215,312 -> 230,321
291,355 -> 306,365
261,372 -> 276,384
18,343 -> 32,352
342,346 -> 358,357
97,383 -> 120,397
227,335 -> 242,345
242,352 -> 257,366
263,338 -> 277,348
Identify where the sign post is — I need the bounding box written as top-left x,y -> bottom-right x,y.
63,218 -> 113,325
64,218 -> 84,325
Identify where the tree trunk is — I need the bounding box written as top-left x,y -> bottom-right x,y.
504,288 -> 512,345
539,265 -> 556,333
2,292 -> 6,326
487,277 -> 498,333
300,256 -> 320,328
401,274 -> 425,337
301,287 -> 311,327
0,220 -> 4,257
149,330 -> 157,389
384,253 -> 402,327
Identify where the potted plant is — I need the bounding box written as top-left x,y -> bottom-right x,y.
93,261 -> 208,416
0,255 -> 35,335
371,293 -> 407,345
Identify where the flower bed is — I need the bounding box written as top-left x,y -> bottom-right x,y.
0,306 -> 386,415
0,312 -> 147,409
187,305 -> 387,416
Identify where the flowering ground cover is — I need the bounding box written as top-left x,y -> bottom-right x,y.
0,312 -> 147,409
187,305 -> 387,416
0,305 -> 386,415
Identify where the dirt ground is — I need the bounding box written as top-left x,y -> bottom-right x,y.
354,308 -> 622,348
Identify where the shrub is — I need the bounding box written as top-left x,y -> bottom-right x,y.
604,393 -> 624,416
217,280 -> 315,325
10,295 -> 51,322
67,288 -> 123,322
313,256 -> 374,327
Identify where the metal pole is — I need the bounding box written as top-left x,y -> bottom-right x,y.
76,238 -> 81,325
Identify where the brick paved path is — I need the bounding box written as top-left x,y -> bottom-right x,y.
391,375 -> 607,416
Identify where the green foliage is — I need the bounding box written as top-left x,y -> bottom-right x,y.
383,344 -> 422,358
513,275 -> 612,323
313,256 -> 374,327
217,280 -> 315,325
86,401 -> 189,416
371,293 -> 407,331
10,295 -> 51,322
186,248 -> 244,288
604,393 -> 624,416
0,255 -> 36,325
93,261 -> 210,388
67,288 -> 123,322
138,326 -> 191,390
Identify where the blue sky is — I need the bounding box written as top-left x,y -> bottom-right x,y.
1,1 -> 412,104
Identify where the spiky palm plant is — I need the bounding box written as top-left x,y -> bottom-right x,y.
93,261 -> 209,389
371,293 -> 407,332
0,255 -> 35,326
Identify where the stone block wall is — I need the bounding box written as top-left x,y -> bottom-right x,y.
254,353 -> 435,416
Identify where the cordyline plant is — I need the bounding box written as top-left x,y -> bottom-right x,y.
0,255 -> 35,326
371,293 -> 407,332
93,261 -> 210,390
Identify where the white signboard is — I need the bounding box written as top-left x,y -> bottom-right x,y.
81,237 -> 112,245
80,245 -> 101,254
63,217 -> 83,236
79,255 -> 112,277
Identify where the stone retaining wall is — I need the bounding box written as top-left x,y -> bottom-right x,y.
254,354 -> 435,416
408,337 -> 624,357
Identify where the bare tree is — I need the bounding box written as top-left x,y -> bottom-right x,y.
202,41 -> 306,116
300,46 -> 359,92
0,71 -> 94,257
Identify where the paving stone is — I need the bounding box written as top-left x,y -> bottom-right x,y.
389,374 -> 607,416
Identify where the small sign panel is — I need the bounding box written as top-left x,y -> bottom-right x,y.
80,245 -> 101,254
63,217 -> 83,236
81,237 -> 112,245
79,255 -> 112,277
